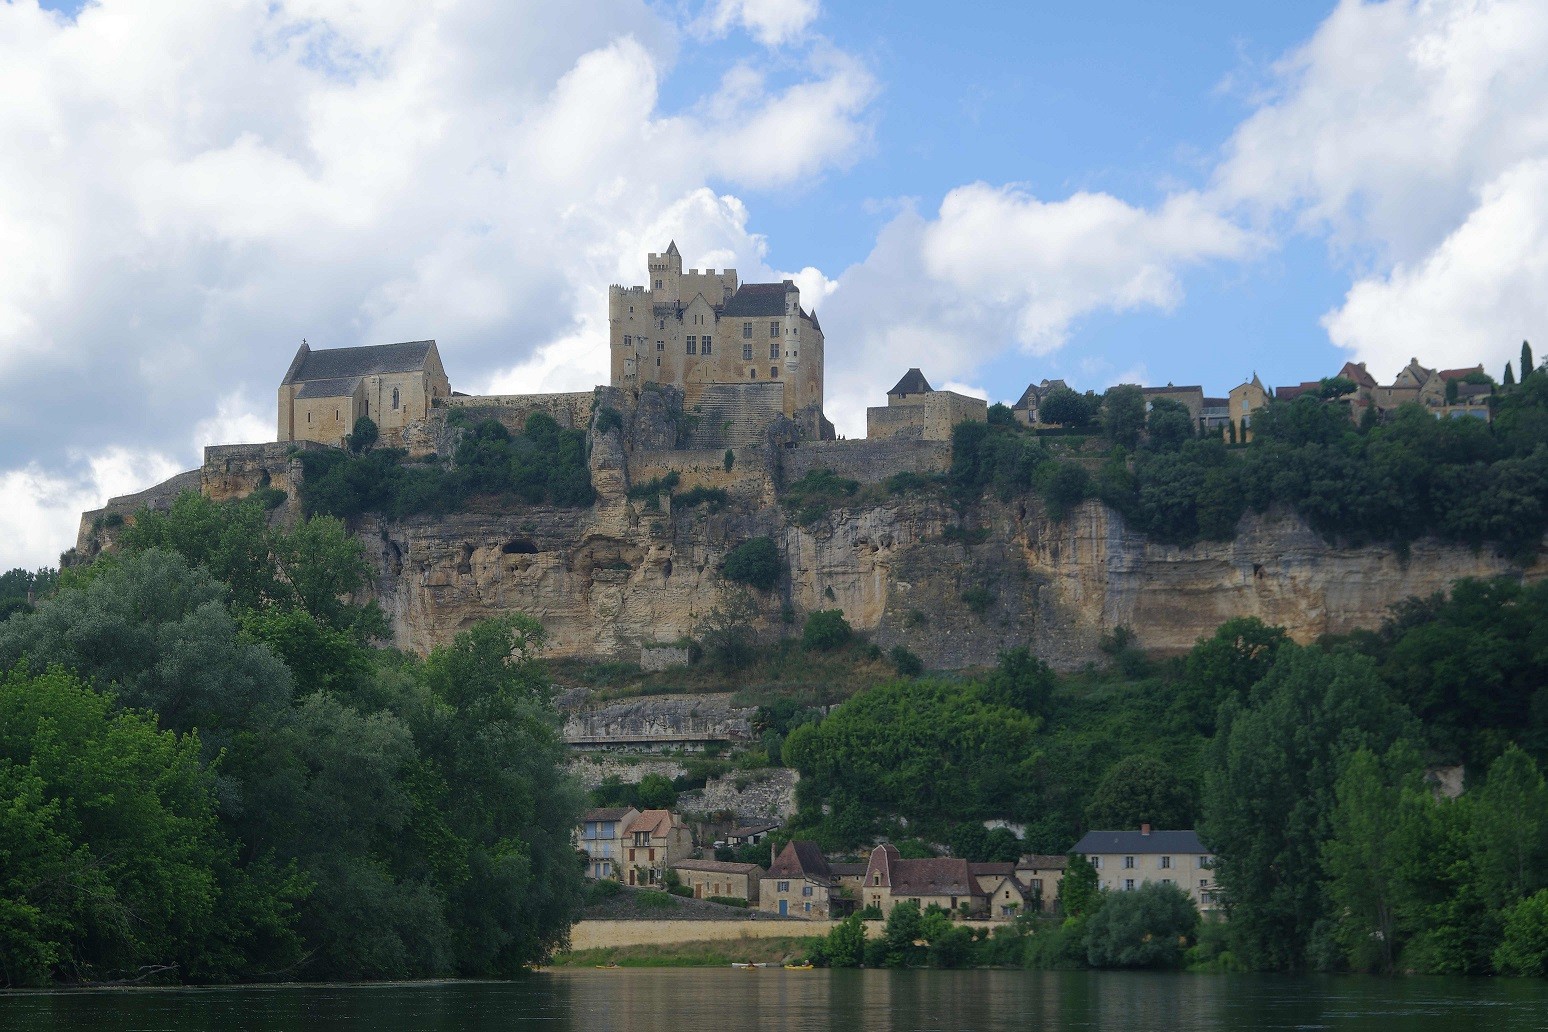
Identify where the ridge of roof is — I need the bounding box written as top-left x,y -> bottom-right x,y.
1071,829 -> 1207,854
888,368 -> 932,396
284,339 -> 436,385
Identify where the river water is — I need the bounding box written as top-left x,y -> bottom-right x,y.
3,969 -> 1546,1031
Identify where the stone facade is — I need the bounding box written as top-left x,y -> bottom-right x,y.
609,242 -> 828,439
671,859 -> 763,904
278,339 -> 450,448
867,369 -> 987,442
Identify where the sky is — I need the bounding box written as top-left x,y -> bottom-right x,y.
4,0 -> 1548,569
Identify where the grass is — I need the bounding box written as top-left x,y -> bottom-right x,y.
551,936 -> 823,968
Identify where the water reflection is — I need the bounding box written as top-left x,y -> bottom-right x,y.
3,970 -> 1547,1032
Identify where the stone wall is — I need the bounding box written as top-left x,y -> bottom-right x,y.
640,644 -> 691,671
567,754 -> 689,789
562,692 -> 757,749
627,447 -> 774,504
679,768 -> 799,822
74,468 -> 204,558
782,439 -> 952,486
443,391 -> 595,431
867,391 -> 987,442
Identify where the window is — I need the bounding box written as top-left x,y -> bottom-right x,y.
1162,878 -> 1173,885
623,335 -> 632,347
702,336 -> 712,354
391,387 -> 400,410
1090,856 -> 1102,870
742,343 -> 753,360
686,336 -> 697,355
649,849 -> 655,861
1124,879 -> 1135,891
777,881 -> 790,892
770,367 -> 778,378
1123,856 -> 1135,869
659,318 -> 665,330
629,849 -> 636,861
654,279 -> 662,289
307,412 -> 312,423
802,885 -> 813,897
750,368 -> 757,378
770,342 -> 779,360
1199,856 -> 1214,869
363,400 -> 368,416
1161,856 -> 1171,869
1030,879 -> 1042,893
742,322 -> 752,339
1199,879 -> 1209,889
656,340 -> 664,351
769,321 -> 779,337
804,902 -> 812,914
873,873 -> 881,886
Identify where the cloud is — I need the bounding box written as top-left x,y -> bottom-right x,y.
695,0 -> 821,47
0,0 -> 876,567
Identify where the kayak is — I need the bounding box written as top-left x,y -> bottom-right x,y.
783,963 -> 815,970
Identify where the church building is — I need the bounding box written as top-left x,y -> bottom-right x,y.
277,339 -> 450,448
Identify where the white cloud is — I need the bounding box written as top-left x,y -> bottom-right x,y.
0,448 -> 183,571
696,0 -> 821,47
0,0 -> 877,567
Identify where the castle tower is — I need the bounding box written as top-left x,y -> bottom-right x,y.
648,240 -> 682,304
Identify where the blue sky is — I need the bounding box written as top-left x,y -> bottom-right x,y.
3,0 -> 1547,567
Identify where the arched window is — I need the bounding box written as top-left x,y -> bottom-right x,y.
392,387 -> 400,410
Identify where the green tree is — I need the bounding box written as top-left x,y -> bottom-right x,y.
1058,855 -> 1101,918
881,900 -> 924,967
1504,361 -> 1516,387
1039,386 -> 1095,428
1524,340 -> 1535,379
1203,645 -> 1412,971
821,914 -> 867,967
1172,617 -> 1289,734
987,402 -> 1016,426
635,773 -> 678,811
1101,385 -> 1147,450
1494,889 -> 1548,976
347,416 -> 379,454
1085,755 -> 1195,830
802,609 -> 852,651
722,537 -> 781,590
1083,882 -> 1197,969
1145,397 -> 1194,452
696,588 -> 760,671
1468,747 -> 1548,912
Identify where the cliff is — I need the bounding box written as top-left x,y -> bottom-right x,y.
79,389 -> 1548,671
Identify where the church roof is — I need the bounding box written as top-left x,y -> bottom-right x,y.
722,282 -> 794,317
283,340 -> 437,385
889,368 -> 933,396
665,240 -> 681,256
294,376 -> 363,400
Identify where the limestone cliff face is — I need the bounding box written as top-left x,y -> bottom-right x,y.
364,477 -> 1546,670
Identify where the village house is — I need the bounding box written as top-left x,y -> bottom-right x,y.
867,368 -> 988,441
278,339 -> 451,449
1072,825 -> 1219,912
760,840 -> 849,919
670,859 -> 763,904
1228,375 -> 1269,443
1141,384 -> 1205,425
576,806 -> 640,881
1011,378 -> 1070,426
1015,854 -> 1068,913
860,844 -> 988,918
622,809 -> 693,887
724,821 -> 780,848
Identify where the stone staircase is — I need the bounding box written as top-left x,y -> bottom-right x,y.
684,382 -> 784,449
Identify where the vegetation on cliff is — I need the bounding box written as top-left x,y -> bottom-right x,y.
300,412 -> 594,519
952,374 -> 1548,555
0,494 -> 584,987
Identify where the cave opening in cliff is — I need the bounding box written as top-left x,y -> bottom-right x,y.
502,539 -> 538,554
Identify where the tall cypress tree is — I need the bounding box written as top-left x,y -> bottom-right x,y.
1504,361 -> 1516,387
1522,341 -> 1534,379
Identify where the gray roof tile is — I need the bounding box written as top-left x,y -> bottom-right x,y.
294,376 -> 363,399
889,368 -> 932,396
284,340 -> 436,384
721,282 -> 794,318
1072,829 -> 1207,854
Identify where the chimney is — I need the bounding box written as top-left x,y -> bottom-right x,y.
1141,823 -> 1152,836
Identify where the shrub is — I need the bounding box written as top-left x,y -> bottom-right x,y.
1494,889 -> 1548,976
627,471 -> 681,501
635,890 -> 675,909
782,468 -> 859,525
1084,882 -> 1199,969
724,449 -> 735,472
961,587 -> 994,615
595,406 -> 624,434
890,645 -> 924,676
675,486 -> 730,512
722,537 -> 781,590
347,416 -> 378,454
802,609 -> 852,651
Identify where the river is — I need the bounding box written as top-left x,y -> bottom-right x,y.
3,969 -> 1547,1031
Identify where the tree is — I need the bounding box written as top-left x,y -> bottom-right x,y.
1172,617 -> 1289,734
696,588 -> 760,671
987,403 -> 1015,426
881,900 -> 924,967
1318,376 -> 1357,400
1494,889 -> 1548,976
1504,361 -> 1516,387
982,648 -> 1055,715
1058,855 -> 1101,918
1467,747 -> 1548,912
1101,385 -> 1146,450
821,914 -> 867,967
635,774 -> 678,811
802,609 -> 852,651
1524,341 -> 1535,380
890,645 -> 923,676
1085,755 -> 1195,830
1084,882 -> 1198,969
1039,386 -> 1094,428
347,416 -> 379,454
722,537 -> 780,590
1145,398 -> 1194,452
1202,645 -> 1412,971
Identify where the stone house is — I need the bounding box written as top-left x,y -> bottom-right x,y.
1015,854 -> 1067,912
608,242 -> 831,441
866,368 -> 988,441
622,809 -> 693,887
576,805 -> 640,881
1228,375 -> 1269,443
760,840 -> 844,919
670,859 -> 763,904
278,339 -> 451,448
1141,385 -> 1205,425
860,844 -> 988,917
725,821 -> 780,847
1071,825 -> 1219,912
1011,378 -> 1070,426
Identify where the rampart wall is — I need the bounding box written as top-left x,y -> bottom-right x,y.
782,439 -> 952,486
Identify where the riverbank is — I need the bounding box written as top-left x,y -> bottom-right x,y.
551,936 -> 821,968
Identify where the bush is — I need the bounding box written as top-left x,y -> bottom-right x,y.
347,416 -> 379,454
782,468 -> 860,525
1084,882 -> 1199,969
587,879 -> 623,904
802,609 -> 852,651
1494,889 -> 1548,976
961,587 -> 994,615
595,406 -> 624,435
627,471 -> 680,501
723,537 -> 781,590
635,890 -> 675,909
890,645 -> 923,676
675,486 -> 730,512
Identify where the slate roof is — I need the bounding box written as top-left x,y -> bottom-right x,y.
283,340 -> 436,385
1456,383 -> 1493,399
294,376 -> 363,400
890,857 -> 981,897
721,282 -> 794,318
1141,385 -> 1203,395
728,822 -> 781,839
1016,854 -> 1069,871
769,840 -> 831,880
828,862 -> 867,878
888,368 -> 933,396
583,807 -> 636,822
1276,382 -> 1319,401
671,859 -> 763,876
1072,829 -> 1208,855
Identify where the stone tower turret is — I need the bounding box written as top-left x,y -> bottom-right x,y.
648,240 -> 683,304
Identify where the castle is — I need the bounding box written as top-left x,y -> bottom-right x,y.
608,242 -> 833,442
